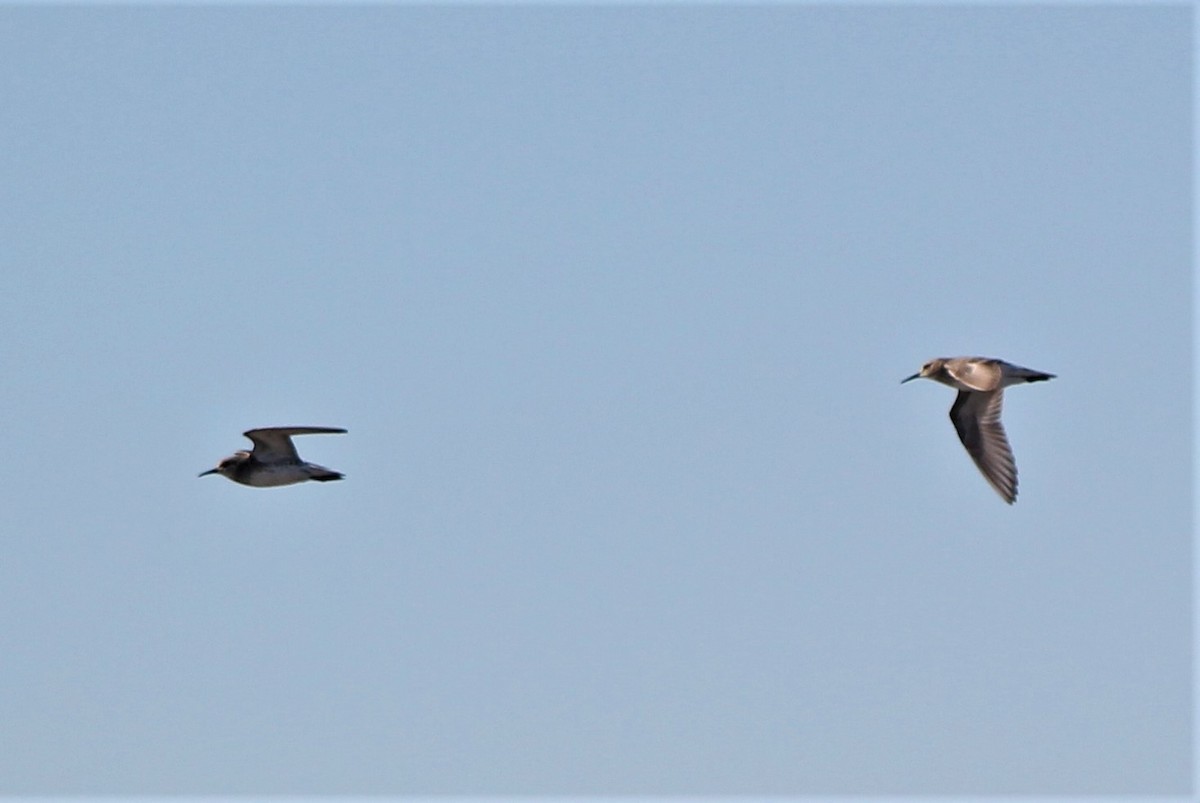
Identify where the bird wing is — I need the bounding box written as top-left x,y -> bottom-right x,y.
949,390 -> 1017,504
243,427 -> 346,463
945,358 -> 1002,392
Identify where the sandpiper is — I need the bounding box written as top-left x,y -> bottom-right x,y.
902,357 -> 1054,504
200,427 -> 347,487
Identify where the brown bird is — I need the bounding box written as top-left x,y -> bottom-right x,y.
903,358 -> 1054,503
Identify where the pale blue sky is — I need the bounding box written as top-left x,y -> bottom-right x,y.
0,5 -> 1190,795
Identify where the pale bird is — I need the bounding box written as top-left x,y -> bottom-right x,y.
200,427 -> 347,487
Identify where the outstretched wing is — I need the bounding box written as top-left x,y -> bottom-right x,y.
244,427 -> 346,463
949,391 -> 1017,503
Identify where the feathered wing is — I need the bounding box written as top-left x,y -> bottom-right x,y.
944,358 -> 1003,392
949,390 -> 1018,504
243,427 -> 346,463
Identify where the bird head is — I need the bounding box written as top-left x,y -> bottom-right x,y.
198,451 -> 250,478
901,358 -> 945,384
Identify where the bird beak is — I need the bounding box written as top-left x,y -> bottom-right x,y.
198,468 -> 219,477
901,373 -> 920,384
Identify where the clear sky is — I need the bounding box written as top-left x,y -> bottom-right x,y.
0,4 -> 1190,796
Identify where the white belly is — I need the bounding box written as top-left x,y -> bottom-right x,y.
238,464 -> 311,487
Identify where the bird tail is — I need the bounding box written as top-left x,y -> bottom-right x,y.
308,466 -> 344,482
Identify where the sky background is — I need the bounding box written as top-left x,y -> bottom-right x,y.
0,4 -> 1191,796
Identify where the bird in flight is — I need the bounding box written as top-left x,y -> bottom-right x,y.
200,427 -> 347,487
903,358 -> 1054,504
